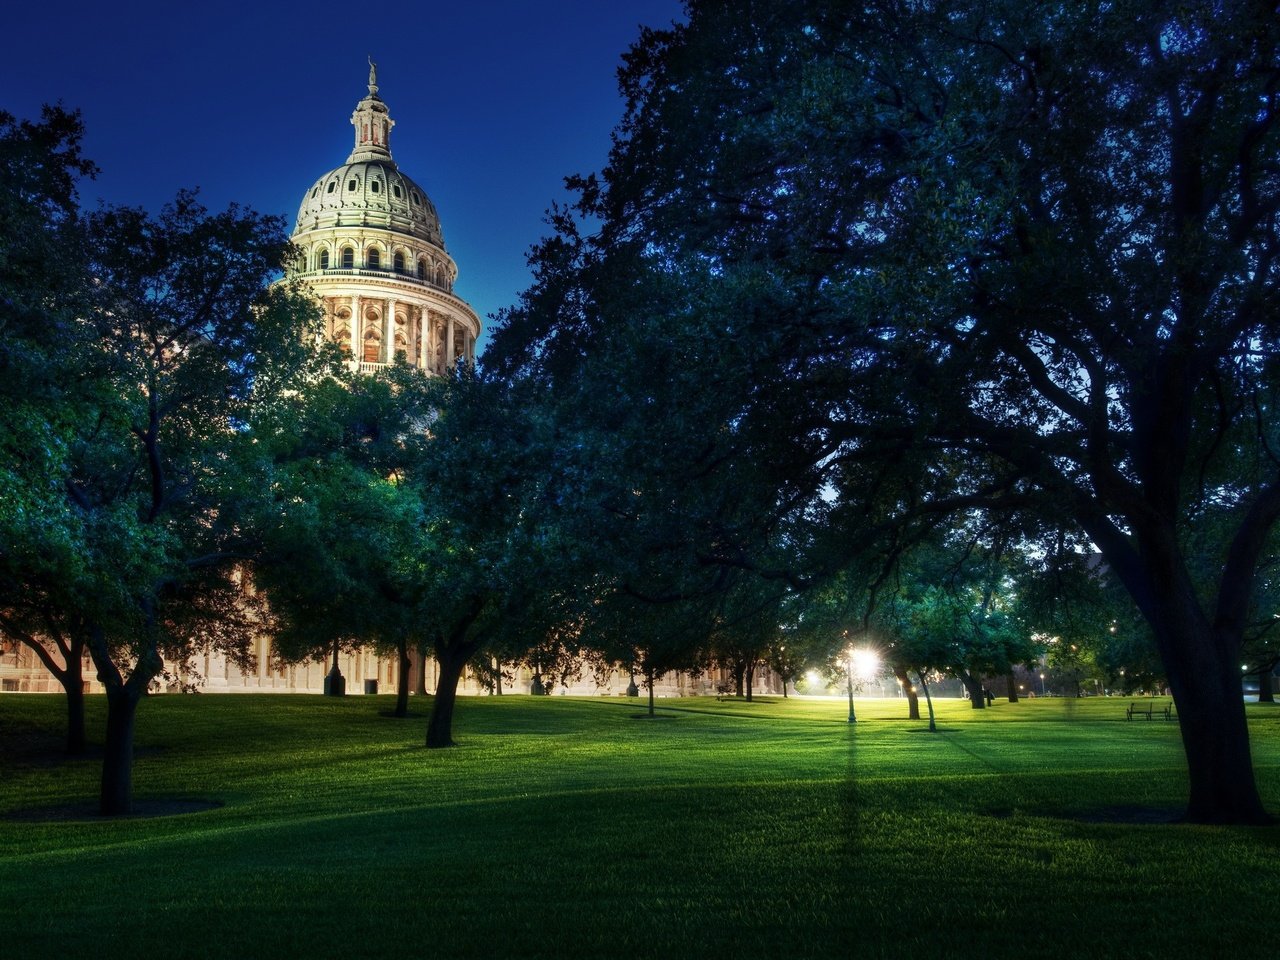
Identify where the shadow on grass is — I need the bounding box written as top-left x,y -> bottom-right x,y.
1062,805 -> 1183,825
4,797 -> 223,822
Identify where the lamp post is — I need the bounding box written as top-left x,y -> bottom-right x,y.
845,648 -> 881,723
846,652 -> 857,723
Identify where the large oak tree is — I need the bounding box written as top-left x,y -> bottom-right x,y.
490,0 -> 1280,823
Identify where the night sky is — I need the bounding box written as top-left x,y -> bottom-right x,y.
4,0 -> 687,351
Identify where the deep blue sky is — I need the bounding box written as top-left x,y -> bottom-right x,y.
4,0 -> 687,351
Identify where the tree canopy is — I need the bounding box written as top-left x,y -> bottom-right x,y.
488,0 -> 1280,823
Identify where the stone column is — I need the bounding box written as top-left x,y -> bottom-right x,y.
416,307 -> 427,369
257,635 -> 268,688
385,299 -> 397,363
350,295 -> 362,360
446,315 -> 455,369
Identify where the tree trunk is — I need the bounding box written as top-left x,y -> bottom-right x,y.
11,623 -> 88,754
894,665 -> 920,720
494,658 -> 503,695
959,671 -> 985,709
426,652 -> 467,748
1006,673 -> 1019,703
647,663 -> 656,717
781,673 -> 789,698
100,685 -> 141,816
394,638 -> 411,718
1157,628 -> 1268,823
1257,669 -> 1275,704
744,662 -> 755,702
733,662 -> 745,697
916,669 -> 937,733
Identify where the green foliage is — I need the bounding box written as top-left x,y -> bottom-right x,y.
489,0 -> 1280,820
254,366 -> 434,667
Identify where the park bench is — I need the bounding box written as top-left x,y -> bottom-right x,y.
1126,701 -> 1154,720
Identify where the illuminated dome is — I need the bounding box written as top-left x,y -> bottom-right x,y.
288,61 -> 480,375
295,160 -> 444,248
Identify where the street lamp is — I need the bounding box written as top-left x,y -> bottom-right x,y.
845,648 -> 880,723
845,651 -> 857,723
1039,672 -> 1046,696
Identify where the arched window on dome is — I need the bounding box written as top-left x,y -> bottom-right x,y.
411,191 -> 419,206
341,247 -> 354,269
317,249 -> 329,271
417,258 -> 427,280
333,308 -> 352,355
363,326 -> 381,364
367,248 -> 381,270
393,251 -> 405,273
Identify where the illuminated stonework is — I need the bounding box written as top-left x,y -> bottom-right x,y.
289,62 -> 480,373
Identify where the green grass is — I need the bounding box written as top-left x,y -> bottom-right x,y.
2,693 -> 1278,958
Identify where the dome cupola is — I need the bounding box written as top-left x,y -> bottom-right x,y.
293,60 -> 445,247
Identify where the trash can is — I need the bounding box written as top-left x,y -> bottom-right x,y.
363,679 -> 378,695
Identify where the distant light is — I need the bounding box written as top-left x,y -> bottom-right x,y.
852,648 -> 879,680
806,670 -> 822,686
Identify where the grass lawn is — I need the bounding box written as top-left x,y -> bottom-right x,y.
1,692 -> 1278,959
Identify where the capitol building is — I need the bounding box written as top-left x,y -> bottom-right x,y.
292,63 -> 480,376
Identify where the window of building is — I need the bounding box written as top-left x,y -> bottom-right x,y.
392,184 -> 402,199
317,249 -> 329,270
411,191 -> 419,205
311,187 -> 319,199
348,178 -> 358,192
371,180 -> 380,194
417,258 -> 427,279
393,251 -> 405,272
367,248 -> 381,269
327,181 -> 337,194
341,247 -> 354,269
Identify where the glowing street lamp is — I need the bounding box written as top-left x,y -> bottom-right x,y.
845,648 -> 880,724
